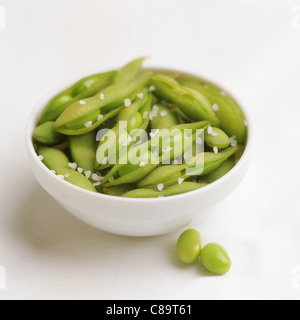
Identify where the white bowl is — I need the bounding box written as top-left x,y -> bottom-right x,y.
26,70 -> 252,237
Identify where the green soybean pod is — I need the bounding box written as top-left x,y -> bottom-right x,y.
203,158 -> 235,184
33,121 -> 65,146
176,229 -> 202,264
38,146 -> 97,192
54,72 -> 152,134
150,75 -> 219,126
39,71 -> 115,124
68,131 -> 96,172
112,57 -> 148,85
122,182 -> 205,198
181,81 -> 246,144
200,243 -> 231,275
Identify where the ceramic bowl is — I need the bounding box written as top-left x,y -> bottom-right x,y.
26,69 -> 252,236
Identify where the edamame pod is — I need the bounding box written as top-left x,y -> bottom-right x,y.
203,158 -> 235,184
122,182 -> 205,198
138,146 -> 237,188
68,131 -> 96,172
138,164 -> 188,188
103,184 -> 136,197
33,121 -> 65,146
112,57 -> 148,85
150,75 -> 219,126
39,71 -> 115,124
181,81 -> 246,144
38,146 -> 97,192
204,127 -> 230,149
150,103 -> 179,129
102,164 -> 158,188
201,146 -> 239,176
54,72 -> 152,134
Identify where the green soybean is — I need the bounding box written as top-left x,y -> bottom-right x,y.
200,243 -> 231,275
33,121 -> 65,146
150,104 -> 179,129
177,229 -> 202,264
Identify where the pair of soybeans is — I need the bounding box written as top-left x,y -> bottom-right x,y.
177,229 -> 231,275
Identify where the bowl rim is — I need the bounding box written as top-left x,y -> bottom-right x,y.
26,67 -> 253,203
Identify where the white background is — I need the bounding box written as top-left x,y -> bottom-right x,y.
0,0 -> 300,300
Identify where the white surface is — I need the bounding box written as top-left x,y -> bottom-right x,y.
0,0 -> 300,300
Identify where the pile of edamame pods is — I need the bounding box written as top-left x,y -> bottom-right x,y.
33,58 -> 247,198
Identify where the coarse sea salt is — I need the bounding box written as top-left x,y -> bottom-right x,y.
149,129 -> 160,139
149,85 -> 156,92
85,171 -> 91,179
99,93 -> 105,100
80,100 -> 87,105
77,167 -> 83,174
124,98 -> 132,107
229,136 -> 237,147
137,93 -> 144,99
157,183 -> 164,191
143,111 -> 149,119
97,114 -> 104,122
93,182 -> 101,187
213,146 -> 219,154
92,174 -> 103,182
68,162 -> 78,170
178,178 -> 185,185
160,111 -> 168,117
38,155 -> 44,161
85,121 -> 93,128
212,104 -> 219,111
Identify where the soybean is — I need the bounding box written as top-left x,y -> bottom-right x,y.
200,243 -> 232,275
177,229 -> 202,264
